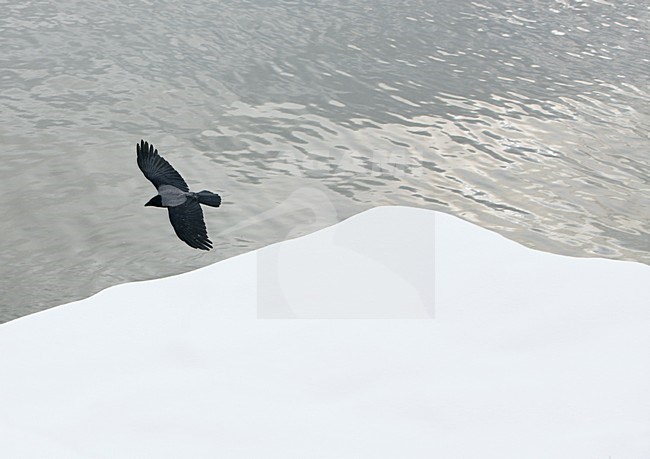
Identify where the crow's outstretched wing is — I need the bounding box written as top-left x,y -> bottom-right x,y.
168,199 -> 212,250
137,140 -> 189,192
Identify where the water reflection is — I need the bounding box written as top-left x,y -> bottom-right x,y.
0,0 -> 648,321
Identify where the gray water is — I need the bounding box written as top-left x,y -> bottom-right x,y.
1,0 -> 648,322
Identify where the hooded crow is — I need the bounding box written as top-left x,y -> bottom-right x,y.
137,140 -> 221,250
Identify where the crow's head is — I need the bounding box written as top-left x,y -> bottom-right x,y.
145,195 -> 163,207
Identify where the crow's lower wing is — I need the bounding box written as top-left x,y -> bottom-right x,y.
167,199 -> 212,250
137,140 -> 189,192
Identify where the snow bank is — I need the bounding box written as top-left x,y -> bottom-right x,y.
1,206 -> 648,458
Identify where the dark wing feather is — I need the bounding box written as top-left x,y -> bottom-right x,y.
168,199 -> 212,250
137,140 -> 189,192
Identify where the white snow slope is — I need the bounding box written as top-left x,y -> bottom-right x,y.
1,206 -> 649,458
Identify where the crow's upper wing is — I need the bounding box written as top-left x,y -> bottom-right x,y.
137,140 -> 189,192
168,199 -> 212,250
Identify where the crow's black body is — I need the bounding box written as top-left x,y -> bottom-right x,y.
137,140 -> 221,250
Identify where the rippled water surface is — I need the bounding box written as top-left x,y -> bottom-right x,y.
1,0 -> 648,321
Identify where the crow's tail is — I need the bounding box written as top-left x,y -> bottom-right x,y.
197,190 -> 222,207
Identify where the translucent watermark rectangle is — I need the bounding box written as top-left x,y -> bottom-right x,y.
256,190 -> 435,319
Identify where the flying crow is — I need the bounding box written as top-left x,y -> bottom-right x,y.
137,140 -> 221,250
